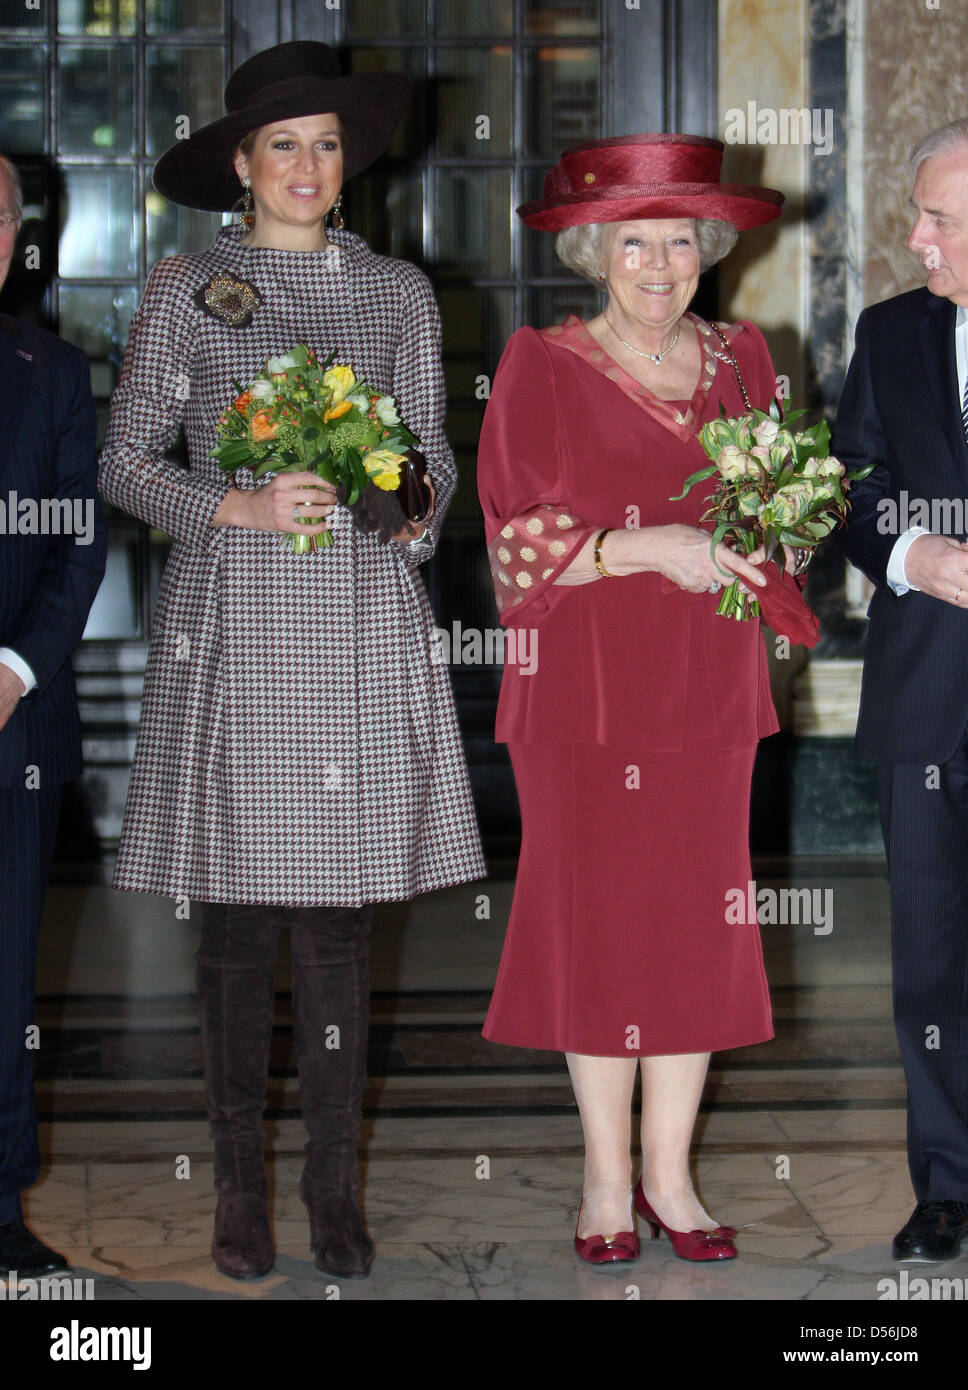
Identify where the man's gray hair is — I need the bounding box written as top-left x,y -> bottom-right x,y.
910,119 -> 968,173
555,217 -> 739,284
0,153 -> 23,218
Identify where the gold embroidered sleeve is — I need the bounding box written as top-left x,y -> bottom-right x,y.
487,503 -> 593,617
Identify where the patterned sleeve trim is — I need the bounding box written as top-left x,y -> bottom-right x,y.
488,503 -> 594,616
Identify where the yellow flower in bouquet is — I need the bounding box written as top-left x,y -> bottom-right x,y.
364,448 -> 407,491
321,364 -> 356,405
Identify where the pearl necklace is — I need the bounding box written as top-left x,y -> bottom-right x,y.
604,315 -> 681,364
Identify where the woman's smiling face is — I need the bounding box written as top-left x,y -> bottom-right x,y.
233,114 -> 344,236
600,218 -> 702,334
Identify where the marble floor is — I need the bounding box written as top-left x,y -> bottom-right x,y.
15,857 -> 967,1305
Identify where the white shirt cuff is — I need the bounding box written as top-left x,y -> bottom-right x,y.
0,648 -> 37,695
887,527 -> 933,595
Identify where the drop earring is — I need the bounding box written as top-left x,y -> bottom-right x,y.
239,177 -> 255,230
329,193 -> 344,230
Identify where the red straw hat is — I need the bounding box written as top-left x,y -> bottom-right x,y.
518,133 -> 783,231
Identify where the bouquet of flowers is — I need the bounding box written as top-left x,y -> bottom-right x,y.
212,343 -> 424,553
671,398 -> 872,621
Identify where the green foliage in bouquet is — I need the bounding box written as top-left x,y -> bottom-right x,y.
213,343 -> 417,553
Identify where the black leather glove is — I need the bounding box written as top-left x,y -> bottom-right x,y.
339,481 -> 412,545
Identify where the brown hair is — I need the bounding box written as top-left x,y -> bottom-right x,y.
238,115 -> 350,158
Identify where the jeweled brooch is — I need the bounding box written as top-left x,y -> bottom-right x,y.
194,272 -> 262,327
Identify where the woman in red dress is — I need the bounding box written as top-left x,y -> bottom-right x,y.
477,135 -> 789,1264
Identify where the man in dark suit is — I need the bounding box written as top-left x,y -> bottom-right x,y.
0,153 -> 106,1276
833,118 -> 968,1261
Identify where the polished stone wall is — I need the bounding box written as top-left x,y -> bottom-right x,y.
860,0 -> 968,308
718,0 -> 809,407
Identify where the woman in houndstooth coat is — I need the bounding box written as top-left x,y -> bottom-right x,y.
98,43 -> 485,1283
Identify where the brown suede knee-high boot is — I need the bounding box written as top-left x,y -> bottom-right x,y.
197,903 -> 281,1281
290,906 -> 373,1279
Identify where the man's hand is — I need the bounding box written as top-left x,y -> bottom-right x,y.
903,533 -> 968,604
0,662 -> 26,732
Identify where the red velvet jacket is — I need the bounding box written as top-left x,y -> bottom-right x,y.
477,314 -> 782,749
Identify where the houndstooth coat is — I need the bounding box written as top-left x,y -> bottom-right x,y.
99,221 -> 486,906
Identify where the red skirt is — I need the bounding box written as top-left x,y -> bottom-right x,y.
483,741 -> 773,1057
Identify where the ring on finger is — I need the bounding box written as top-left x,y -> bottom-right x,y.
708,581 -> 722,594
957,589 -> 963,603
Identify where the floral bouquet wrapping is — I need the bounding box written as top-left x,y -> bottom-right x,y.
212,343 -> 429,553
672,399 -> 872,624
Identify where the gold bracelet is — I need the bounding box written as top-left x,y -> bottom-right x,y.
594,528 -> 614,578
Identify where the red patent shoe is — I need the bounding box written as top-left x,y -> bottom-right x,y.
633,1180 -> 737,1262
574,1201 -> 640,1265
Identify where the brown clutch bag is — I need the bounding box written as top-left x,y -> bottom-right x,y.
396,448 -> 433,525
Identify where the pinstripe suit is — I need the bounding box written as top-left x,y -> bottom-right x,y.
0,313 -> 105,1223
834,288 -> 968,1202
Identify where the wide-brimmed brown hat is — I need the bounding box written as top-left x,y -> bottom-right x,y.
152,41 -> 410,211
518,134 -> 784,231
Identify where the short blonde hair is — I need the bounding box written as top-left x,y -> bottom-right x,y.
555,217 -> 739,283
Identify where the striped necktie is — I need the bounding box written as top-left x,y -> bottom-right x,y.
963,370 -> 968,442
